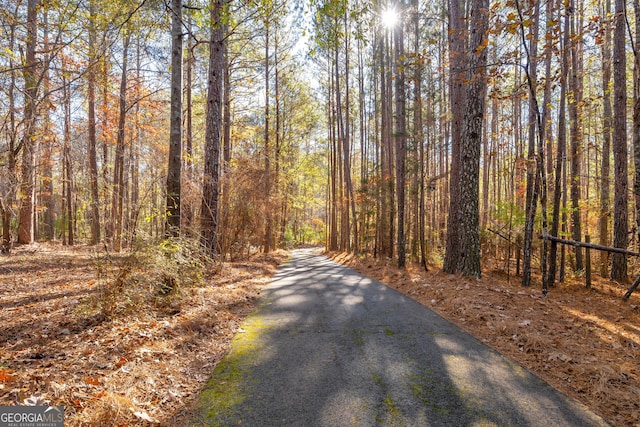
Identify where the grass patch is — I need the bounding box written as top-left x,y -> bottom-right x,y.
197,314 -> 270,424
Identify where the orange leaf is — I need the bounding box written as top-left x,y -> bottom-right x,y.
0,369 -> 13,383
85,376 -> 100,386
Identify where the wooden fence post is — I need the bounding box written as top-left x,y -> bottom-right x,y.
585,235 -> 591,289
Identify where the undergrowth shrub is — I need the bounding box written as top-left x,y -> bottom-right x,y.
92,237 -> 220,318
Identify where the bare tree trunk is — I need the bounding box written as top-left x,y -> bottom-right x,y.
394,11 -> 407,268
443,0 -> 465,273
344,10 -> 358,253
221,15 -> 231,251
459,0 -> 489,277
200,0 -> 225,254
184,11 -> 195,235
521,0 -> 541,287
17,0 -> 40,245
600,0 -> 612,276
3,8 -> 18,252
40,9 -> 54,241
112,31 -> 130,252
87,0 -> 101,244
166,0 -> 183,237
611,0 -> 628,281
568,0 -> 584,270
633,0 -> 640,250
548,0 -> 570,285
264,20 -> 272,253
63,70 -> 74,245
413,0 -> 427,271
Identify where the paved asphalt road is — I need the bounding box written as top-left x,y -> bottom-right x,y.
194,249 -> 610,426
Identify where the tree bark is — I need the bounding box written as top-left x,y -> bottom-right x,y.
166,0 -> 183,236
521,0 -> 542,287
200,0 -> 225,254
633,0 -> 640,251
3,7 -> 18,252
111,31 -> 130,252
458,0 -> 489,277
413,0 -> 428,271
63,70 -> 74,246
17,0 -> 40,245
394,12 -> 407,268
599,0 -> 612,276
611,0 -> 628,281
443,0 -> 465,273
264,20 -> 272,253
548,0 -> 570,286
568,0 -> 584,270
87,0 -> 101,244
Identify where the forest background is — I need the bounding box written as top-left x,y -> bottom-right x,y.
2,0 -> 640,424
2,0 -> 640,287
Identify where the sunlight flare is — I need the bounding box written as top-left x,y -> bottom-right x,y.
381,7 -> 398,28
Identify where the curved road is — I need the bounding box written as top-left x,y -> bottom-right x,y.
194,249 -> 610,426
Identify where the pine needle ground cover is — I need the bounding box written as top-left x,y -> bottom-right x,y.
0,243 -> 287,425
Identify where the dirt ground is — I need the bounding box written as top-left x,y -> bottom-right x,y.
331,252 -> 640,427
0,244 -> 288,426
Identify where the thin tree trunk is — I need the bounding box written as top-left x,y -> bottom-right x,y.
264,20 -> 272,253
40,9 -> 54,241
87,0 -> 101,244
600,0 -> 612,276
521,0 -> 541,287
17,0 -> 39,245
63,71 -> 74,245
548,1 -> 570,286
344,10 -> 358,253
568,0 -> 584,270
184,11 -> 195,234
221,15 -> 231,251
394,12 -> 407,268
413,0 -> 427,271
3,9 -> 18,252
112,31 -> 130,252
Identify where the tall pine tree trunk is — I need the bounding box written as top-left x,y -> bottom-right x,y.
599,0 -> 612,276
394,12 -> 407,268
87,0 -> 101,244
443,0 -> 465,273
458,0 -> 489,277
568,1 -> 584,270
111,31 -> 130,252
633,0 -> 640,249
17,0 -> 39,245
521,0 -> 541,287
611,0 -> 628,281
413,0 -> 428,271
166,0 -> 183,236
200,0 -> 225,254
264,20 -> 272,253
548,1 -> 570,285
